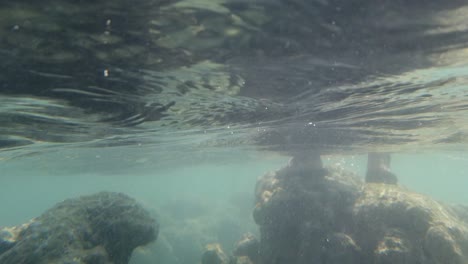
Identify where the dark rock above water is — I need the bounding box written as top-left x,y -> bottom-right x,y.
0,192 -> 158,264
253,161 -> 468,264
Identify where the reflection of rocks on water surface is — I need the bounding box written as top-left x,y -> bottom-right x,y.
1,1 -> 468,150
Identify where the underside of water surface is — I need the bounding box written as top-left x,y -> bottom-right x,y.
0,0 -> 467,160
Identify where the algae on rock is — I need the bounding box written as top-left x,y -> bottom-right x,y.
253,161 -> 468,264
0,192 -> 158,264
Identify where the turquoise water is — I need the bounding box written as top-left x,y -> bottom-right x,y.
0,137 -> 467,264
0,149 -> 285,227
3,151 -> 466,226
2,149 -> 467,263
3,152 -> 468,228
0,151 -> 468,229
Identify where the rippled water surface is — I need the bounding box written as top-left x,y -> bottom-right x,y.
0,0 -> 467,163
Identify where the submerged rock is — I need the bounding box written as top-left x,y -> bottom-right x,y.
201,241 -> 257,264
201,243 -> 229,264
254,162 -> 468,264
0,192 -> 158,264
233,233 -> 259,263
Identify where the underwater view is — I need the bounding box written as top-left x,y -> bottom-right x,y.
0,0 -> 467,263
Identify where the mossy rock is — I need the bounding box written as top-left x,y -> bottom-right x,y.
0,192 -> 158,264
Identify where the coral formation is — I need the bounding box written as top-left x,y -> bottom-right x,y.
0,192 -> 157,264
253,159 -> 468,264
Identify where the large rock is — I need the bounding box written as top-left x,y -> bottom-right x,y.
201,243 -> 229,264
253,160 -> 468,264
233,233 -> 259,263
0,192 -> 158,264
